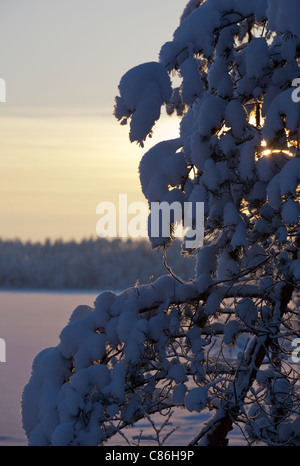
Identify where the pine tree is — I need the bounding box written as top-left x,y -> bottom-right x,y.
22,0 -> 300,446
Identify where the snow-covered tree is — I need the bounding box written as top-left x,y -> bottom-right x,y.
22,0 -> 300,446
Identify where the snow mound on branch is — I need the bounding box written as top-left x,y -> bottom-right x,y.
267,0 -> 300,35
114,62 -> 172,145
139,139 -> 186,199
263,89 -> 300,140
185,386 -> 208,412
160,0 -> 268,70
180,0 -> 203,23
246,38 -> 269,79
180,57 -> 204,105
160,3 -> 221,69
267,158 -> 300,219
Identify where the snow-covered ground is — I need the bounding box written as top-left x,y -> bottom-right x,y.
0,291 -> 245,446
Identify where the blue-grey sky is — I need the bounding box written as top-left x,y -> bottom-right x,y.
0,0 -> 185,110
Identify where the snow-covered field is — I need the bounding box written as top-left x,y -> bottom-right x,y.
0,291 -> 244,446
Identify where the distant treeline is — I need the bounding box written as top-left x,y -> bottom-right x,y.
0,238 -> 194,290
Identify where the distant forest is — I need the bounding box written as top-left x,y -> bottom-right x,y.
0,238 -> 194,291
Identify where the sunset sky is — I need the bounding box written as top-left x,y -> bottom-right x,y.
0,0 -> 185,241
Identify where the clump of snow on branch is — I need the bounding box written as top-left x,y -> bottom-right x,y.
114,62 -> 172,146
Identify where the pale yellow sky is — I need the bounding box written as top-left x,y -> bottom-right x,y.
0,0 -> 185,242
0,109 -> 180,241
